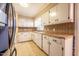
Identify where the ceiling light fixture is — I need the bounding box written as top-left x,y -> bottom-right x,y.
19,3 -> 29,7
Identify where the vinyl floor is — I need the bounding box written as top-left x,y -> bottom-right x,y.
15,41 -> 47,56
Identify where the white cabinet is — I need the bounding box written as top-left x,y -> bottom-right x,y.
32,32 -> 42,48
35,17 -> 42,27
49,37 -> 63,56
43,35 -> 50,54
49,5 -> 57,24
40,4 -> 74,25
41,11 -> 49,25
56,4 -> 69,23
17,32 -> 32,42
35,33 -> 42,48
49,4 -> 70,24
42,35 -> 73,56
32,32 -> 37,43
50,41 -> 63,56
43,35 -> 63,56
35,17 -> 44,30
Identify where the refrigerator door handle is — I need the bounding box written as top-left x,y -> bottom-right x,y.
10,3 -> 16,48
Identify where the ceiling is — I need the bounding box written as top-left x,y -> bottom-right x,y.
13,3 -> 50,18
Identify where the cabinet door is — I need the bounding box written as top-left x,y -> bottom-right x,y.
36,33 -> 42,48
49,6 -> 57,24
35,17 -> 42,27
41,14 -> 45,26
31,32 -> 34,40
50,39 -> 63,56
27,32 -> 32,40
56,4 -> 69,23
43,36 -> 49,54
34,33 -> 38,44
42,11 -> 49,25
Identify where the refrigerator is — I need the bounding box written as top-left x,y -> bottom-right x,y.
0,3 -> 17,56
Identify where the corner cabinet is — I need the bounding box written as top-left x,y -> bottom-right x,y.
49,3 -> 74,24
43,35 -> 73,56
41,4 -> 74,25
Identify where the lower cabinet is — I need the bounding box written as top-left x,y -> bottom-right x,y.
43,35 -> 63,55
49,38 -> 63,56
32,32 -> 73,56
35,33 -> 42,48
43,35 -> 50,54
32,32 -> 42,48
17,32 -> 32,42
42,35 -> 73,56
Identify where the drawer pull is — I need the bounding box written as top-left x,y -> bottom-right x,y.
53,39 -> 57,42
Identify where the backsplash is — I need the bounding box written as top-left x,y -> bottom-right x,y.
44,22 -> 74,35
18,27 -> 37,32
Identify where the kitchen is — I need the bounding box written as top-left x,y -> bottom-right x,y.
0,3 -> 78,56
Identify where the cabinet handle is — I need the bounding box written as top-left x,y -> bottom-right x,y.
68,17 -> 70,19
53,39 -> 57,42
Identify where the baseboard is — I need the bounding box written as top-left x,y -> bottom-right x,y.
17,40 -> 33,43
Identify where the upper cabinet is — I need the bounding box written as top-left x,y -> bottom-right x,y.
49,3 -> 74,24
41,11 -> 50,25
56,4 -> 69,23
18,16 -> 34,27
49,5 -> 57,24
35,17 -> 44,30
40,4 -> 74,26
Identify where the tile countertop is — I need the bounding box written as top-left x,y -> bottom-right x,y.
34,31 -> 74,39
